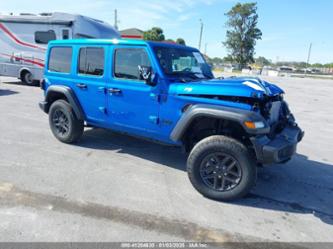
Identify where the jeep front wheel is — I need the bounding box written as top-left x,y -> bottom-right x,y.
187,135 -> 257,201
49,100 -> 84,144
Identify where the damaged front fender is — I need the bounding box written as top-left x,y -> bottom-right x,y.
170,104 -> 270,142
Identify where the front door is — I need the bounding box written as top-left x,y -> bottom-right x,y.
107,46 -> 161,139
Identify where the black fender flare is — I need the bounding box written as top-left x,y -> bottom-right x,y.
170,104 -> 270,142
42,85 -> 85,120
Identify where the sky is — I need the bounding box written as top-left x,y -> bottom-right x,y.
1,0 -> 332,63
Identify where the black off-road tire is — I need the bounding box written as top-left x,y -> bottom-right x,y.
187,135 -> 257,201
49,100 -> 84,144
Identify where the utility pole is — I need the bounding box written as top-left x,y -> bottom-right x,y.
305,43 -> 312,76
306,43 -> 312,66
204,43 -> 208,55
114,9 -> 119,30
198,19 -> 204,51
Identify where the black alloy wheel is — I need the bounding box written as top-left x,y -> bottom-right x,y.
199,152 -> 242,192
52,109 -> 70,137
49,100 -> 84,143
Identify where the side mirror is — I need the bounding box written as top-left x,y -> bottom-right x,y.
138,65 -> 156,86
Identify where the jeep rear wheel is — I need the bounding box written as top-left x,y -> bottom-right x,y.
187,135 -> 257,201
49,100 -> 84,144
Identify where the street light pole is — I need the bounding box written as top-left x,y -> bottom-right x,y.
198,19 -> 204,51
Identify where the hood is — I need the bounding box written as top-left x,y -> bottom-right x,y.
169,77 -> 284,99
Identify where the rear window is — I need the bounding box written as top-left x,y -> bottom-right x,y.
78,47 -> 105,76
48,47 -> 73,73
35,30 -> 56,44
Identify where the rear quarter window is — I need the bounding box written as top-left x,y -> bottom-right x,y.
48,47 -> 73,73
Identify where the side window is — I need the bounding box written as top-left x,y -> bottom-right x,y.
114,48 -> 151,80
78,47 -> 104,76
35,30 -> 56,44
48,47 -> 72,73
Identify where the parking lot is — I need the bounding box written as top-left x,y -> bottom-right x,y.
0,75 -> 333,242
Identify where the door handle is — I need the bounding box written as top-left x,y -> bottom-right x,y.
108,88 -> 122,95
76,83 -> 87,89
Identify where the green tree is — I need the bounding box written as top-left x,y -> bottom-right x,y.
255,56 -> 271,67
223,2 -> 262,68
143,27 -> 165,41
176,38 -> 186,45
211,57 -> 224,64
311,63 -> 323,68
222,55 -> 234,64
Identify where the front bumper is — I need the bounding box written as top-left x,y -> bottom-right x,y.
251,125 -> 304,164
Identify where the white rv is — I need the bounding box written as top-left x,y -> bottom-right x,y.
0,12 -> 120,85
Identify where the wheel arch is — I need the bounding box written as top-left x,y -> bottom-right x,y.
19,67 -> 31,78
170,104 -> 269,151
44,85 -> 85,120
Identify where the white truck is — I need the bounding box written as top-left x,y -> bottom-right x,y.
0,12 -> 120,85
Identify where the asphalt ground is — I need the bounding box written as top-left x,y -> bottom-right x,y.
0,75 -> 332,243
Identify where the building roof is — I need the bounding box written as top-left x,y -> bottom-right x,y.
120,28 -> 143,35
120,28 -> 144,39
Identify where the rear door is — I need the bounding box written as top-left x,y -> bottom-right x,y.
71,45 -> 108,124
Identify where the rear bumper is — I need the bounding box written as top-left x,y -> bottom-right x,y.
251,125 -> 304,164
39,101 -> 48,113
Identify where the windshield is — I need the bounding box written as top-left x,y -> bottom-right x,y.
153,46 -> 214,81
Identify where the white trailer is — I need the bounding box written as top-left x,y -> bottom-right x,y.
0,12 -> 120,85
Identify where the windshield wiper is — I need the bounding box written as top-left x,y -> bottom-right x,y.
167,71 -> 213,82
167,72 -> 198,81
185,72 -> 214,80
201,72 -> 214,80
169,72 -> 202,79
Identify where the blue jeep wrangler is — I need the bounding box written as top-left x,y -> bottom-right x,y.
39,39 -> 304,201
